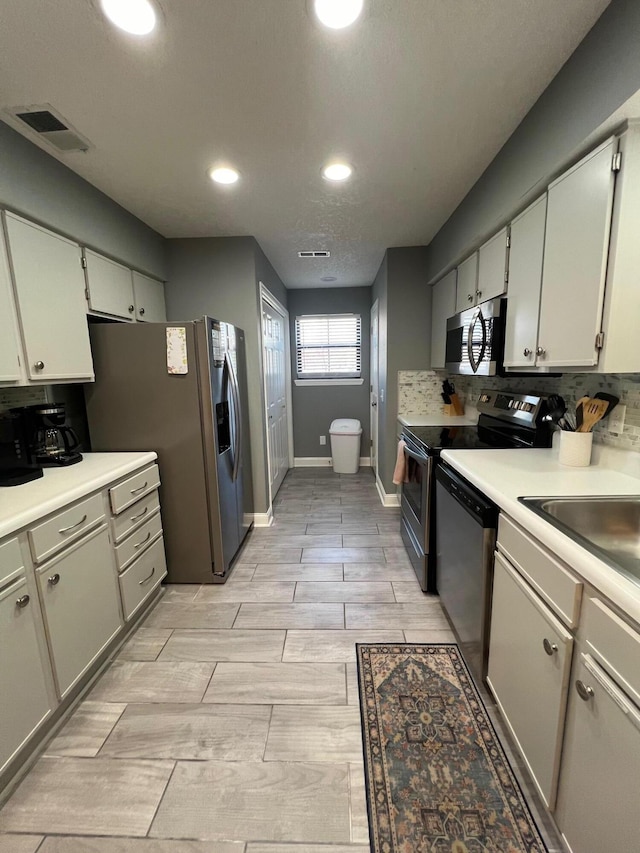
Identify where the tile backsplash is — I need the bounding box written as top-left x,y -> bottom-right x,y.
0,385 -> 47,412
398,369 -> 640,451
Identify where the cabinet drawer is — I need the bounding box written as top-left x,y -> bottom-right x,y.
28,493 -> 105,564
583,596 -> 640,707
110,464 -> 160,515
114,511 -> 162,572
0,537 -> 24,588
111,489 -> 160,544
498,514 -> 582,628
119,535 -> 167,621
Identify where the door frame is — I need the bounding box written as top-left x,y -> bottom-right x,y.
370,299 -> 379,481
259,282 -> 294,510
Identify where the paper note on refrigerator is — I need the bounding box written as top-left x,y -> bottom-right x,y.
166,327 -> 188,374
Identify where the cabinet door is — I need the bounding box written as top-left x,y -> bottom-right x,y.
556,653 -> 640,853
37,525 -> 122,698
133,272 -> 166,323
503,196 -> 547,368
5,214 -> 94,382
430,270 -> 456,369
536,138 -> 617,368
477,227 -> 509,303
84,250 -> 135,321
0,577 -> 53,773
0,225 -> 23,383
487,553 -> 573,809
455,252 -> 478,314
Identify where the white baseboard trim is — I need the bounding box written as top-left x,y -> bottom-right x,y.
252,507 -> 274,527
293,457 -> 372,468
376,474 -> 401,507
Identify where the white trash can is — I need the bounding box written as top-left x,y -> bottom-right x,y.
329,418 -> 362,474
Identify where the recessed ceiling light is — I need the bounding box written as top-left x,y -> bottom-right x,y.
321,276 -> 338,282
209,166 -> 240,185
323,162 -> 353,182
314,0 -> 364,29
100,0 -> 157,35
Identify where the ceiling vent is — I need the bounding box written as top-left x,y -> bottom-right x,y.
4,104 -> 92,152
298,250 -> 330,258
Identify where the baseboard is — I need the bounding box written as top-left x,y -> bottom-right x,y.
252,507 -> 274,527
376,474 -> 401,507
293,457 -> 372,468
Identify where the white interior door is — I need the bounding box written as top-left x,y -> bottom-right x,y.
370,301 -> 379,477
262,299 -> 289,499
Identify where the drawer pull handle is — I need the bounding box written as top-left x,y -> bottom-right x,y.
48,574 -> 61,586
543,638 -> 558,656
130,481 -> 148,495
576,679 -> 595,701
16,594 -> 30,608
134,531 -> 152,550
59,514 -> 88,534
130,506 -> 149,522
138,566 -> 156,586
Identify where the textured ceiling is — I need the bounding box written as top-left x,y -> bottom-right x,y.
0,0 -> 611,288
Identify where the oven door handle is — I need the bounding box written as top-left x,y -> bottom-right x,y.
403,444 -> 429,464
467,308 -> 487,374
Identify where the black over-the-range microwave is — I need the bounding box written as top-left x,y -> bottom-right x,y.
445,296 -> 506,376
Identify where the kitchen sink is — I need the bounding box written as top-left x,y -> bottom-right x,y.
519,496 -> 640,587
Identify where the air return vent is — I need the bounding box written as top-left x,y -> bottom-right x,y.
5,105 -> 92,152
298,250 -> 330,258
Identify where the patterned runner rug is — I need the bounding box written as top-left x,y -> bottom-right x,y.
356,643 -> 548,853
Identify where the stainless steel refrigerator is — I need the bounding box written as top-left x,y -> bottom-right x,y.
85,317 -> 253,584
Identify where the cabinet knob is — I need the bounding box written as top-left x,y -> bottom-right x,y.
575,679 -> 595,701
34,361 -> 45,370
16,594 -> 30,608
543,638 -> 558,656
139,307 -> 145,316
467,294 -> 473,303
536,346 -> 546,357
476,290 -> 482,299
48,573 -> 61,586
523,348 -> 532,357
128,304 -> 135,313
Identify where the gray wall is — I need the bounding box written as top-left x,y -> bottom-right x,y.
255,241 -> 288,308
288,287 -> 372,460
0,122 -> 166,278
374,247 -> 431,492
427,0 -> 640,280
165,236 -> 286,514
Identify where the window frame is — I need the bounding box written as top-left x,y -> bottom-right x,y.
294,313 -> 363,386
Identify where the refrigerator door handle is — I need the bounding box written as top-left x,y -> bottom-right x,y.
226,351 -> 242,483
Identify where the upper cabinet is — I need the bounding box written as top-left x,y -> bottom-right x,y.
477,227 -> 509,304
4,213 -> 94,383
84,250 -> 136,322
431,269 -> 457,369
0,226 -> 23,383
454,252 -> 478,314
132,272 -> 166,323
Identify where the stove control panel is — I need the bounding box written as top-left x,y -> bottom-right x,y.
477,390 -> 547,425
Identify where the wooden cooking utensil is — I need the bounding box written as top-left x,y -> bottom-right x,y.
578,398 -> 609,433
575,396 -> 589,432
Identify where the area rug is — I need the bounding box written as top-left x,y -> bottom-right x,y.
356,644 -> 548,853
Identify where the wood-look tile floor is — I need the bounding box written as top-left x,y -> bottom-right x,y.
0,467 -> 564,852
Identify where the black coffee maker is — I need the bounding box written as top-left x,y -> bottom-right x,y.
0,412 -> 44,486
19,403 -> 83,467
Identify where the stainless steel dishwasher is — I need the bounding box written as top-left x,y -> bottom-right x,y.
435,462 -> 499,683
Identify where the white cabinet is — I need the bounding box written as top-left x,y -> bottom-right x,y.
133,272 -> 166,323
4,213 -> 94,382
454,252 -> 478,314
0,575 -> 53,774
0,226 -> 23,384
430,269 -> 456,369
503,196 -> 547,369
84,250 -> 136,321
477,227 -> 509,303
37,525 -> 122,698
487,553 -> 573,809
535,137 -> 617,368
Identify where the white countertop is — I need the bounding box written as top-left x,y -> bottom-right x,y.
440,446 -> 640,626
0,452 -> 158,539
398,409 -> 478,427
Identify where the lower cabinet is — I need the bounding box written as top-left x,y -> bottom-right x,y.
0,576 -> 52,772
37,525 -> 122,698
487,552 -> 573,809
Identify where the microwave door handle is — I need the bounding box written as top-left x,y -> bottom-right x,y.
225,352 -> 242,483
467,309 -> 487,374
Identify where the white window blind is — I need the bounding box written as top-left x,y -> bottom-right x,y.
295,314 -> 362,378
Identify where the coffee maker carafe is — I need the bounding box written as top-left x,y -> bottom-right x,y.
22,403 -> 83,466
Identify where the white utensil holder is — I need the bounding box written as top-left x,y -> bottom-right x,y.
559,431 -> 593,467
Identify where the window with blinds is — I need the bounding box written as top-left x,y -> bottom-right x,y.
295,314 -> 362,378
